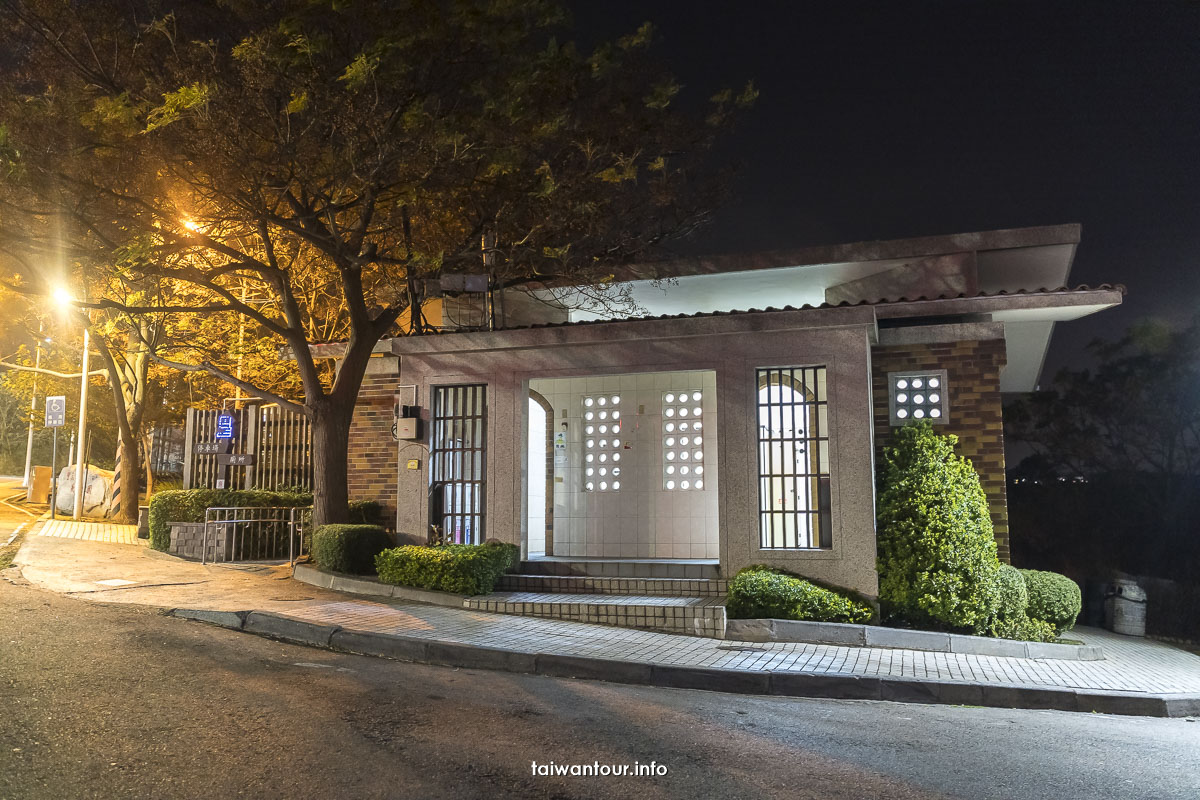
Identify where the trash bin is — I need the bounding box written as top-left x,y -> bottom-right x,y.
1104,579 -> 1147,637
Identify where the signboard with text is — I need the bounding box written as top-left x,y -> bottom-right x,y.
215,413 -> 235,439
44,396 -> 66,428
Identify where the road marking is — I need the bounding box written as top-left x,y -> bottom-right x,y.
0,495 -> 39,518
5,521 -> 29,546
96,578 -> 137,587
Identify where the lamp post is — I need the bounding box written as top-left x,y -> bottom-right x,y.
52,287 -> 91,520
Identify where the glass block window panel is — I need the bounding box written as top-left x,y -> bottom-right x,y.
888,370 -> 948,425
662,390 -> 706,490
582,393 -> 623,491
757,367 -> 832,549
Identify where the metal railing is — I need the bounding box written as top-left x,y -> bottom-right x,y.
201,506 -> 311,565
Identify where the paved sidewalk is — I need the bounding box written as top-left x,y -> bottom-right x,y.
9,521 -> 1200,717
38,518 -> 139,545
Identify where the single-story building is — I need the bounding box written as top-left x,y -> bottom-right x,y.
325,224 -> 1122,600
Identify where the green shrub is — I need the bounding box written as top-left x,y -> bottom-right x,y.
876,422 -> 1001,634
311,524 -> 392,574
375,541 -> 520,595
993,564 -> 1029,620
1021,569 -> 1082,634
147,489 -> 312,551
726,566 -> 874,624
989,613 -> 1058,643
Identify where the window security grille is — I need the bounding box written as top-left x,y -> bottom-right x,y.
663,390 -> 705,490
429,384 -> 488,544
757,367 -> 832,549
582,394 -> 623,491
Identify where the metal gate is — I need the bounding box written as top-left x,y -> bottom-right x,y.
429,384 -> 487,544
201,506 -> 310,564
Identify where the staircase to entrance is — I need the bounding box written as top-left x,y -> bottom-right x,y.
465,557 -> 729,638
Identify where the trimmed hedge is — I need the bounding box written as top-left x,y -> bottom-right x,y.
375,542 -> 520,596
348,500 -> 385,526
726,566 -> 874,624
311,524 -> 392,575
148,489 -> 312,551
989,613 -> 1057,643
1021,569 -> 1082,634
993,564 -> 1029,620
876,423 -> 1001,634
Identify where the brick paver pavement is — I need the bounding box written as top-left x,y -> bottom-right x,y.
38,518 -> 139,545
282,598 -> 1200,695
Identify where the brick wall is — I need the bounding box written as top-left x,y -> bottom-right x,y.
348,374 -> 398,525
871,334 -> 1011,562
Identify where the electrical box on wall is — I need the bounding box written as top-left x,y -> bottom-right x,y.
395,416 -> 421,440
393,397 -> 422,441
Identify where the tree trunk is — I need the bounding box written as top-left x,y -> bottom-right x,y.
310,399 -> 355,528
112,428 -> 140,525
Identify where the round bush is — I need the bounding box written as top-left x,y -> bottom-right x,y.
1020,569 -> 1082,634
312,524 -> 392,575
993,564 -> 1029,620
876,422 -> 1001,634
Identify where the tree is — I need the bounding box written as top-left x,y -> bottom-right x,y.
1006,319 -> 1200,576
0,0 -> 753,526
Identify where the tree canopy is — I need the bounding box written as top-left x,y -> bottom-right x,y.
0,0 -> 754,524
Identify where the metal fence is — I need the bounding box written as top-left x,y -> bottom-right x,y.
183,405 -> 313,491
201,506 -> 310,565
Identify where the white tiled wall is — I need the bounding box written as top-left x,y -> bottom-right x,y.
529,370 -> 719,559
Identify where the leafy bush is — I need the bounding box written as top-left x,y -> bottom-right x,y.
311,524 -> 392,575
1021,569 -> 1082,634
148,489 -> 312,552
993,564 -> 1029,620
876,422 -> 1001,634
726,566 -> 874,624
375,541 -> 520,595
989,613 -> 1057,643
982,564 -> 1056,642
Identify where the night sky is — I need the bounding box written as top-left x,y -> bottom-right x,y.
572,1 -> 1200,377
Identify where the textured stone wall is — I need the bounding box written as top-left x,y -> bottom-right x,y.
871,330 -> 1011,562
347,370 -> 400,526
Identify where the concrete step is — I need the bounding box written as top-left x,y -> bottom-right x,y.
498,573 -> 727,597
466,591 -> 727,638
519,558 -> 721,580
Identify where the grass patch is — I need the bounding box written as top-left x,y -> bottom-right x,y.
0,529 -> 26,569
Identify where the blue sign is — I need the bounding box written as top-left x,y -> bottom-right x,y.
216,413 -> 235,439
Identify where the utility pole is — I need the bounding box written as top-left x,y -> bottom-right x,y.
21,323 -> 44,488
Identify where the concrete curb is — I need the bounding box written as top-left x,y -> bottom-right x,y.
167,608 -> 1197,718
725,618 -> 1105,661
293,563 -> 469,609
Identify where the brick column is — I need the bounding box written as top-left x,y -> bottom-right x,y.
347,372 -> 400,525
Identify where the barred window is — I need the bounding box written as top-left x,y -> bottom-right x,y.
757,367 -> 832,549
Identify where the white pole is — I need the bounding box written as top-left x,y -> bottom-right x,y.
72,326 -> 90,520
21,326 -> 43,488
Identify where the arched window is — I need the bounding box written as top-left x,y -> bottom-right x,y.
756,367 -> 832,549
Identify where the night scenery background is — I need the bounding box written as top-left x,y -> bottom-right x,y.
575,0 -> 1200,634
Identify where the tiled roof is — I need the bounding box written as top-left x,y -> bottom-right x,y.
485,283 -> 1126,333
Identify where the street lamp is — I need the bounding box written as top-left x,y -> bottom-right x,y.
53,287 -> 90,520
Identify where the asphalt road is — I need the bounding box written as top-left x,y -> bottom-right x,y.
1,512 -> 1198,799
